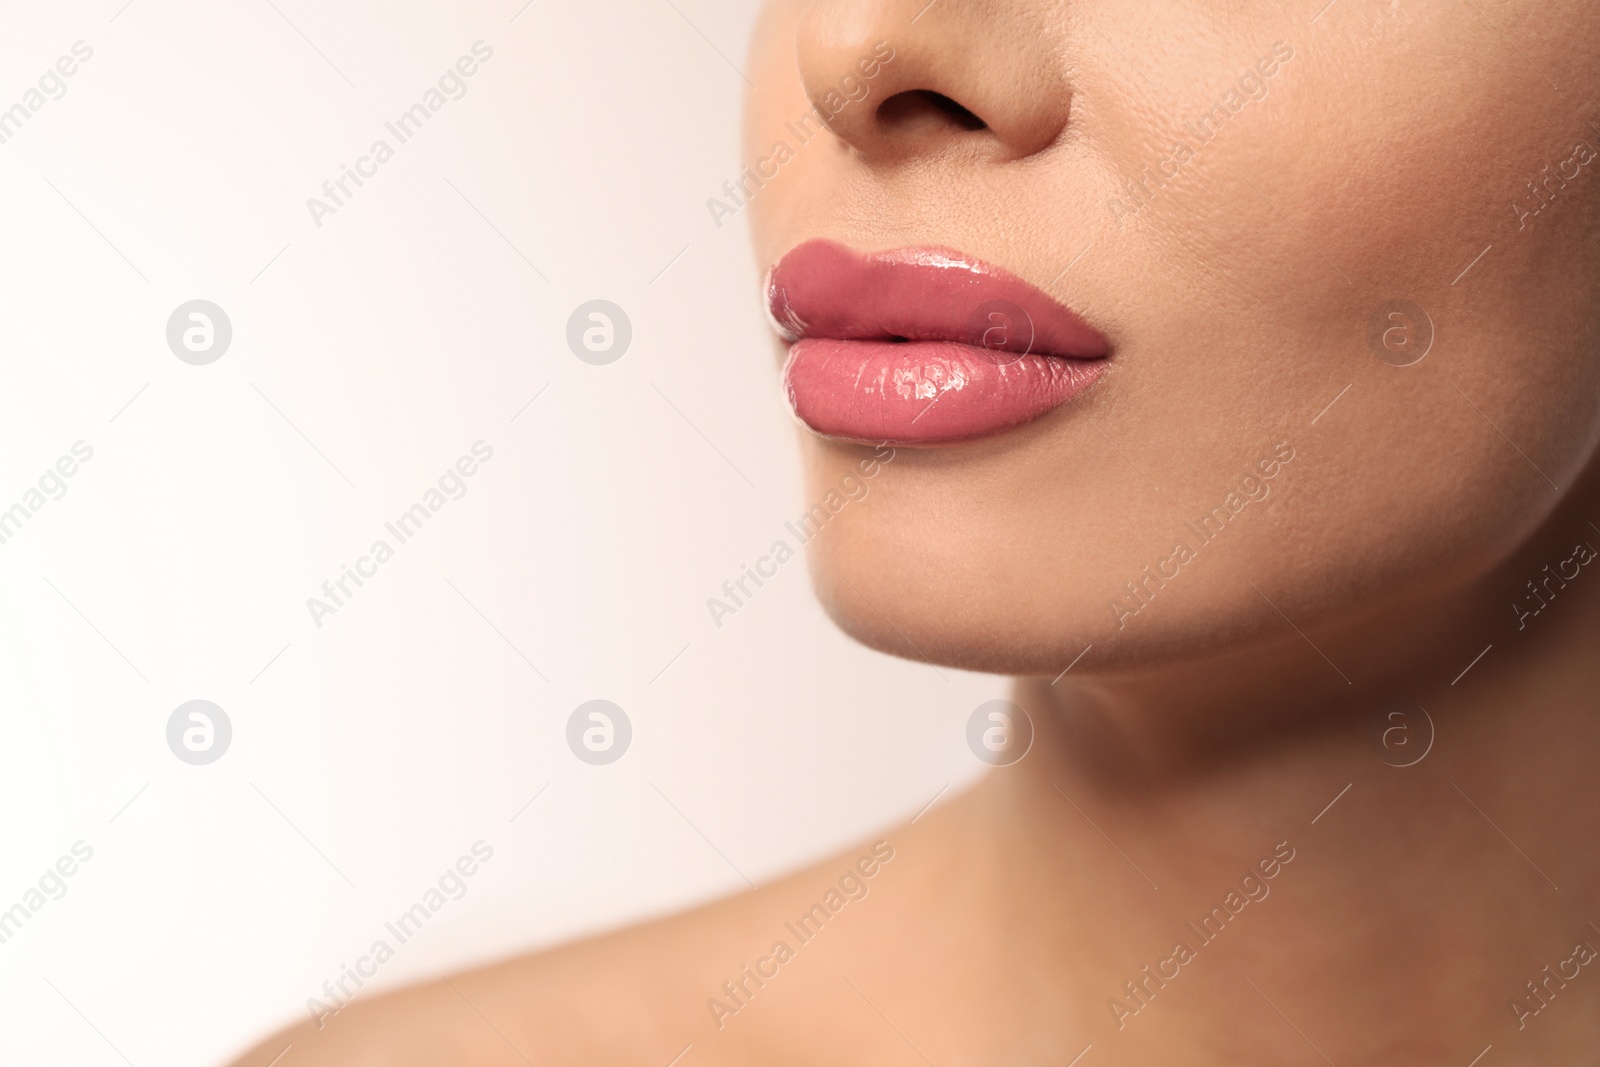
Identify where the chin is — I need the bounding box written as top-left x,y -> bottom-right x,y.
810,572 -> 1066,678
799,519 -> 1145,679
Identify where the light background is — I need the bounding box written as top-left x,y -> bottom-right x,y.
0,1 -> 1001,1063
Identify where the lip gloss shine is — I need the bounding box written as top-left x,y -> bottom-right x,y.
768,240 -> 1110,444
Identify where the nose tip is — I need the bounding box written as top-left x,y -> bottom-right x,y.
794,0 -> 1073,162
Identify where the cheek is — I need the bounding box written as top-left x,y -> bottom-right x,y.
1089,11 -> 1600,625
1258,45 -> 1600,597
758,0 -> 1600,674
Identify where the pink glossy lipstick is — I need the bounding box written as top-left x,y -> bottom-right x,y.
768,240 -> 1110,445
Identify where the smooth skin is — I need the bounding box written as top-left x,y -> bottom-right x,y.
231,1 -> 1600,1063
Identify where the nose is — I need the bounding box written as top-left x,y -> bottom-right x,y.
793,0 -> 1073,163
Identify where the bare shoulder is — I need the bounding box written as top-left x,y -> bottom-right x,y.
223,837 -> 922,1067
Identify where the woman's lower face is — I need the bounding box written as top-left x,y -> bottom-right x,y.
745,0 -> 1600,682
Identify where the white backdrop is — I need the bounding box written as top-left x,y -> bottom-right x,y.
0,2 -> 1000,1063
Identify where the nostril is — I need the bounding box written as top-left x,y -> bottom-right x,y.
876,90 -> 988,134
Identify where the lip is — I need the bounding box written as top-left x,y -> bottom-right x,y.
767,239 -> 1110,445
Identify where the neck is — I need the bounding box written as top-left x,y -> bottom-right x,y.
984,488 -> 1600,1060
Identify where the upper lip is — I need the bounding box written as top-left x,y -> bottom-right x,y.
765,239 -> 1110,360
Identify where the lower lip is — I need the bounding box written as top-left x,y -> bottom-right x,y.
783,339 -> 1106,445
